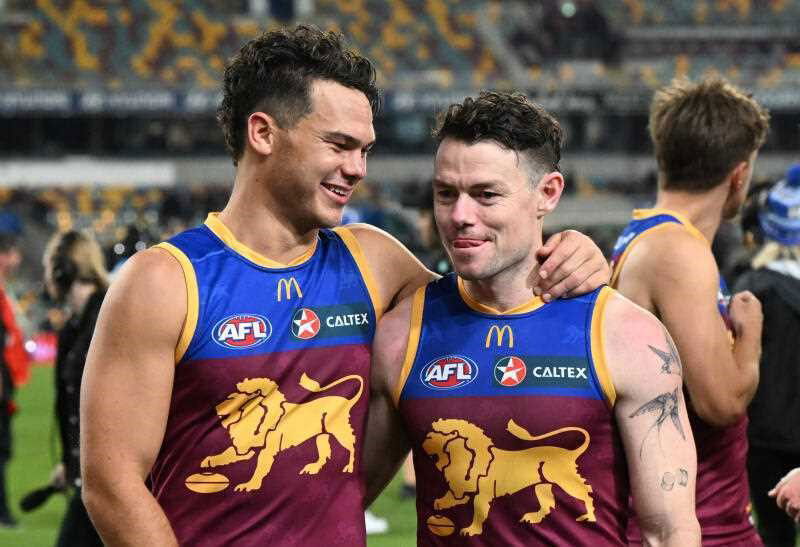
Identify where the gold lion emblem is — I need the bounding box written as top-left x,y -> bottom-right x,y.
199,373 -> 363,492
422,418 -> 595,536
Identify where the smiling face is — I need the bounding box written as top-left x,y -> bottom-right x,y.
266,79 -> 376,229
433,138 -> 563,282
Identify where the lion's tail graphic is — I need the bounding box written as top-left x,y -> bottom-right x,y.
299,373 -> 364,405
506,420 -> 590,456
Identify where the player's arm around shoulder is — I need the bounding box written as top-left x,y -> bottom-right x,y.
81,246 -> 185,546
341,223 -> 436,313
601,290 -> 700,546
632,227 -> 760,426
364,289 -> 417,507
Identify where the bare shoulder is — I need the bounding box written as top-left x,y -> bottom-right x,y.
600,289 -> 682,396
338,223 -> 434,310
97,246 -> 186,346
627,224 -> 713,276
602,290 -> 665,351
340,222 -> 414,260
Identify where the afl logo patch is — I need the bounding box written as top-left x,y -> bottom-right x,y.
420,355 -> 477,390
494,356 -> 527,387
291,308 -> 321,340
213,314 -> 272,349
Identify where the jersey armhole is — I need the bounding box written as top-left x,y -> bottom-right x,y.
590,286 -> 616,408
154,242 -> 198,364
333,226 -> 384,320
391,286 -> 427,407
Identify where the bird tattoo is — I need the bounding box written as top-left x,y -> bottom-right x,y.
629,387 -> 685,459
648,333 -> 681,375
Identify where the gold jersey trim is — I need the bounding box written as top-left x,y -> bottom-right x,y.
457,277 -> 545,315
155,242 -> 199,364
393,285 -> 426,406
333,226 -> 384,320
205,213 -> 317,268
610,208 -> 707,287
590,286 -> 616,408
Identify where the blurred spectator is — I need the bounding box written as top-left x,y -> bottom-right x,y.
734,164 -> 800,546
43,230 -> 108,546
0,232 -> 28,527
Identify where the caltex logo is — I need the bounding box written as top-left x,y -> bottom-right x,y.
213,314 -> 272,349
420,356 -> 477,390
292,308 -> 321,340
494,356 -> 527,387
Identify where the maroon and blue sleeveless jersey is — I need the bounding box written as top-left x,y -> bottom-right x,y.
611,209 -> 759,546
149,214 -> 379,547
396,275 -> 629,546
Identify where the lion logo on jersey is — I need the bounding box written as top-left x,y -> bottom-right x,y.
422,418 -> 595,536
199,373 -> 363,492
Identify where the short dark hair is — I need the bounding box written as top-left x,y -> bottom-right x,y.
432,91 -> 563,178
650,77 -> 769,192
217,25 -> 382,165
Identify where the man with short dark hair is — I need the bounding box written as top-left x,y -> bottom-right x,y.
365,91 -> 700,545
81,27 -> 609,546
610,76 -> 769,545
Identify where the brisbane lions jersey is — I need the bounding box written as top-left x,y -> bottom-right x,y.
611,209 -> 759,545
397,275 -> 629,546
150,213 -> 378,547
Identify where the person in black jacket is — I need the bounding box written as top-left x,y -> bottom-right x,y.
734,164 -> 800,546
43,230 -> 108,547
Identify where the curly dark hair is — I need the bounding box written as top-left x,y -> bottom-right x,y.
431,91 -> 563,179
217,25 -> 381,166
650,77 -> 769,192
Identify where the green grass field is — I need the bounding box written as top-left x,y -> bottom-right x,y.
0,364 -> 418,546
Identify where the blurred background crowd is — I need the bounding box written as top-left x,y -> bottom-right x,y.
0,0 -> 799,544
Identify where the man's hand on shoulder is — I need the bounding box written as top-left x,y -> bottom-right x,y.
534,229 -> 610,301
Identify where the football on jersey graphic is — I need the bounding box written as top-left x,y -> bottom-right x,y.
213,314 -> 272,349
420,355 -> 478,390
422,418 -> 595,537
192,372 -> 363,492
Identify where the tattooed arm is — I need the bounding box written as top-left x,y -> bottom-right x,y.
602,291 -> 700,546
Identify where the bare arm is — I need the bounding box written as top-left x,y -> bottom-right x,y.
363,294 -> 415,506
603,292 -> 700,546
80,248 -> 185,546
624,229 -> 761,426
346,224 -> 610,315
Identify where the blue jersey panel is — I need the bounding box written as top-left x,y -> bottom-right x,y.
167,226 -> 376,362
400,275 -> 607,402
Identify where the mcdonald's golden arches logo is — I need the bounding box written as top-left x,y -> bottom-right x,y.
277,277 -> 303,302
485,325 -> 514,348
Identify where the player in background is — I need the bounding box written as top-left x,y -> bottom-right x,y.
609,77 -> 768,545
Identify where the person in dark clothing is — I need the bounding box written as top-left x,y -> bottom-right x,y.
734,164 -> 800,546
43,230 -> 108,547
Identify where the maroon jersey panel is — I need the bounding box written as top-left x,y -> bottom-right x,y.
149,345 -> 370,547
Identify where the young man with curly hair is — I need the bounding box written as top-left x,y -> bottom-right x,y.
365,91 -> 700,545
80,26 -> 609,546
609,77 -> 768,545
